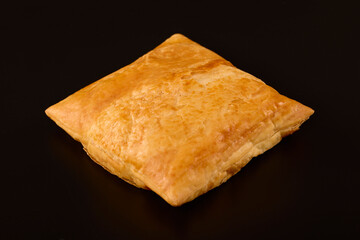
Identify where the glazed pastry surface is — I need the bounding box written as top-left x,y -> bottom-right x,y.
46,34 -> 314,206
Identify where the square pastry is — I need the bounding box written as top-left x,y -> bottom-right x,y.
46,34 -> 314,206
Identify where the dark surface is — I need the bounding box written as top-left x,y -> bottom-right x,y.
1,1 -> 359,239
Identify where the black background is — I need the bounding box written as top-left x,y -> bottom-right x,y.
1,1 -> 359,239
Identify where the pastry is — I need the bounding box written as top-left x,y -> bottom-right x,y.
45,34 -> 314,206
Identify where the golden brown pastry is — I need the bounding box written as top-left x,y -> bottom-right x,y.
45,34 -> 314,206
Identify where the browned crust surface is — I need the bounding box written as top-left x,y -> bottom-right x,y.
46,34 -> 314,206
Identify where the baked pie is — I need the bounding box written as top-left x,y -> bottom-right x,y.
46,34 -> 314,206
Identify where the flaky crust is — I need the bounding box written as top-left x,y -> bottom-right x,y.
46,34 -> 314,206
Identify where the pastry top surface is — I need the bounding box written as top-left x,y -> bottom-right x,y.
46,34 -> 314,206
